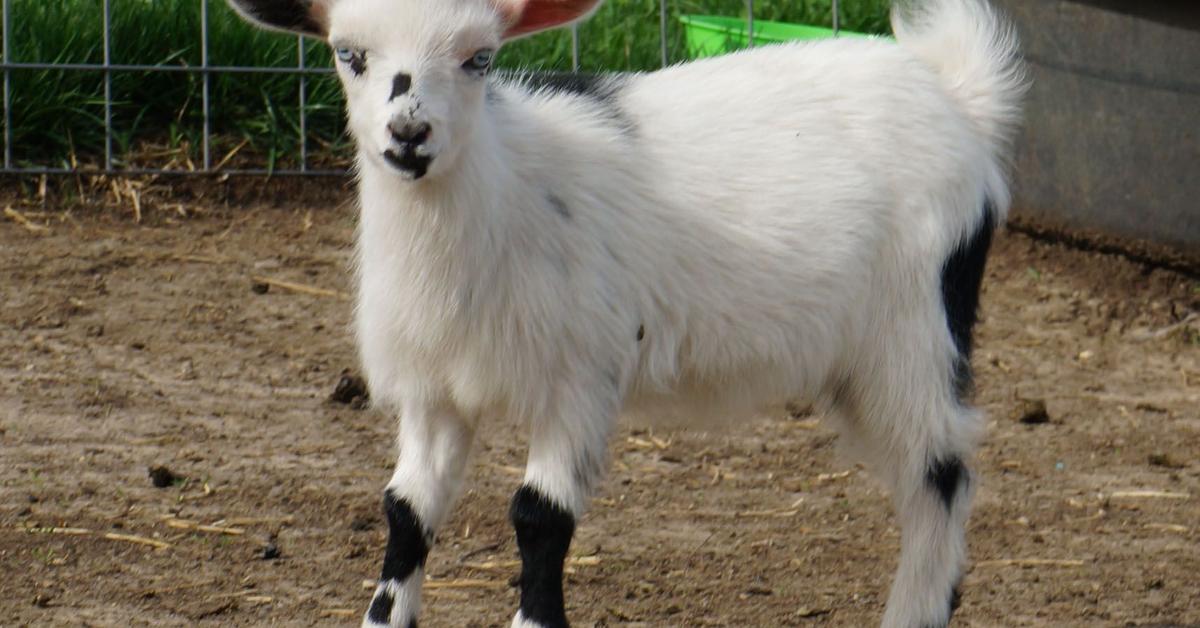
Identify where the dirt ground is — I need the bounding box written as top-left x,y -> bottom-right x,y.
2,195 -> 1198,628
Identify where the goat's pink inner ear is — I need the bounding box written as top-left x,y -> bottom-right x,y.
498,0 -> 602,39
229,0 -> 330,38
310,1 -> 330,37
491,0 -> 524,30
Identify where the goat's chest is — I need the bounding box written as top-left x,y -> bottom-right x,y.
355,235 -> 571,414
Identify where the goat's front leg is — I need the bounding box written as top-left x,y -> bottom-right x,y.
510,390 -> 616,628
363,400 -> 475,628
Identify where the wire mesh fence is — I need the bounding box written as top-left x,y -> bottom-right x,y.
0,0 -> 848,178
1,0 -> 341,176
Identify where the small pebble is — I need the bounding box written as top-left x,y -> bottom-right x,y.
1011,399 -> 1050,425
261,543 -> 281,560
330,371 -> 369,405
348,516 -> 375,532
148,465 -> 180,488
1148,452 -> 1185,469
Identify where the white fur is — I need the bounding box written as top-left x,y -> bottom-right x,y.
363,575 -> 423,628
511,609 -> 547,628
232,0 -> 1025,626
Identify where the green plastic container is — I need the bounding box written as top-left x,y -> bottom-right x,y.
679,15 -> 873,59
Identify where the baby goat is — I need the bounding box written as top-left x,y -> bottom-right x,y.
230,0 -> 1025,626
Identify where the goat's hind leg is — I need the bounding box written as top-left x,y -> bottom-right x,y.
363,401 -> 475,628
879,405 -> 977,628
831,362 -> 980,628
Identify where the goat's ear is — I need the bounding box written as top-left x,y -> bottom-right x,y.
227,0 -> 330,38
493,0 -> 604,40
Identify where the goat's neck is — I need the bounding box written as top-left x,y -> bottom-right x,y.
355,103 -> 523,276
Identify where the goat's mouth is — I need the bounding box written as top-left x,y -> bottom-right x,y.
381,148 -> 432,180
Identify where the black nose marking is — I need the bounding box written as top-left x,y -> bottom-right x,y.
390,73 -> 412,100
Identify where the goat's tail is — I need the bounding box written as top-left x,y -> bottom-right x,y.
893,0 -> 1027,217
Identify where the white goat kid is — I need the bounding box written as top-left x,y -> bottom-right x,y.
229,0 -> 1025,626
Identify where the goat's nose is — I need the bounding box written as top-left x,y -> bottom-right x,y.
389,121 -> 431,146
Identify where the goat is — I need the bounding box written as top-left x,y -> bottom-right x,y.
228,0 -> 1025,626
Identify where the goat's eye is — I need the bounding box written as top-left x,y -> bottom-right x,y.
335,47 -> 367,76
461,49 -> 494,75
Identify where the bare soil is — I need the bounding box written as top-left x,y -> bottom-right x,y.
2,198 -> 1198,627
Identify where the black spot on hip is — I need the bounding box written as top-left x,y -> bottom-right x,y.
940,203 -> 996,399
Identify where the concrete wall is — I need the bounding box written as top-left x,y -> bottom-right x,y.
992,0 -> 1200,256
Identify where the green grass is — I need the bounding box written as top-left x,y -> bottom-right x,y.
1,0 -> 890,171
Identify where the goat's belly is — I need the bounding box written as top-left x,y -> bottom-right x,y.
623,371 -> 807,429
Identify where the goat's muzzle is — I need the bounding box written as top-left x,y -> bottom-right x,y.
383,121 -> 433,179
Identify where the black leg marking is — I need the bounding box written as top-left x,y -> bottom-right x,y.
928,456 -> 967,511
636,325 -> 644,342
511,485 -> 575,628
366,589 -> 394,624
940,204 -> 996,399
379,492 -> 431,582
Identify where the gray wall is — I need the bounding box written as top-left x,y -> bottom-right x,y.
992,0 -> 1199,256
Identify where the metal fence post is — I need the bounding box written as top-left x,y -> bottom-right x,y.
571,24 -> 580,71
3,0 -> 11,169
201,0 -> 212,171
746,0 -> 754,47
103,0 -> 113,170
659,0 -> 668,67
833,0 -> 840,35
298,35 -> 308,172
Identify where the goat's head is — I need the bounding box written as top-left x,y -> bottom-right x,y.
229,0 -> 602,181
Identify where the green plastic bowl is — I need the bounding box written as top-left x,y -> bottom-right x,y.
679,15 -> 873,59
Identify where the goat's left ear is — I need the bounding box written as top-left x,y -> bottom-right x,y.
493,0 -> 604,40
227,0 -> 330,38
